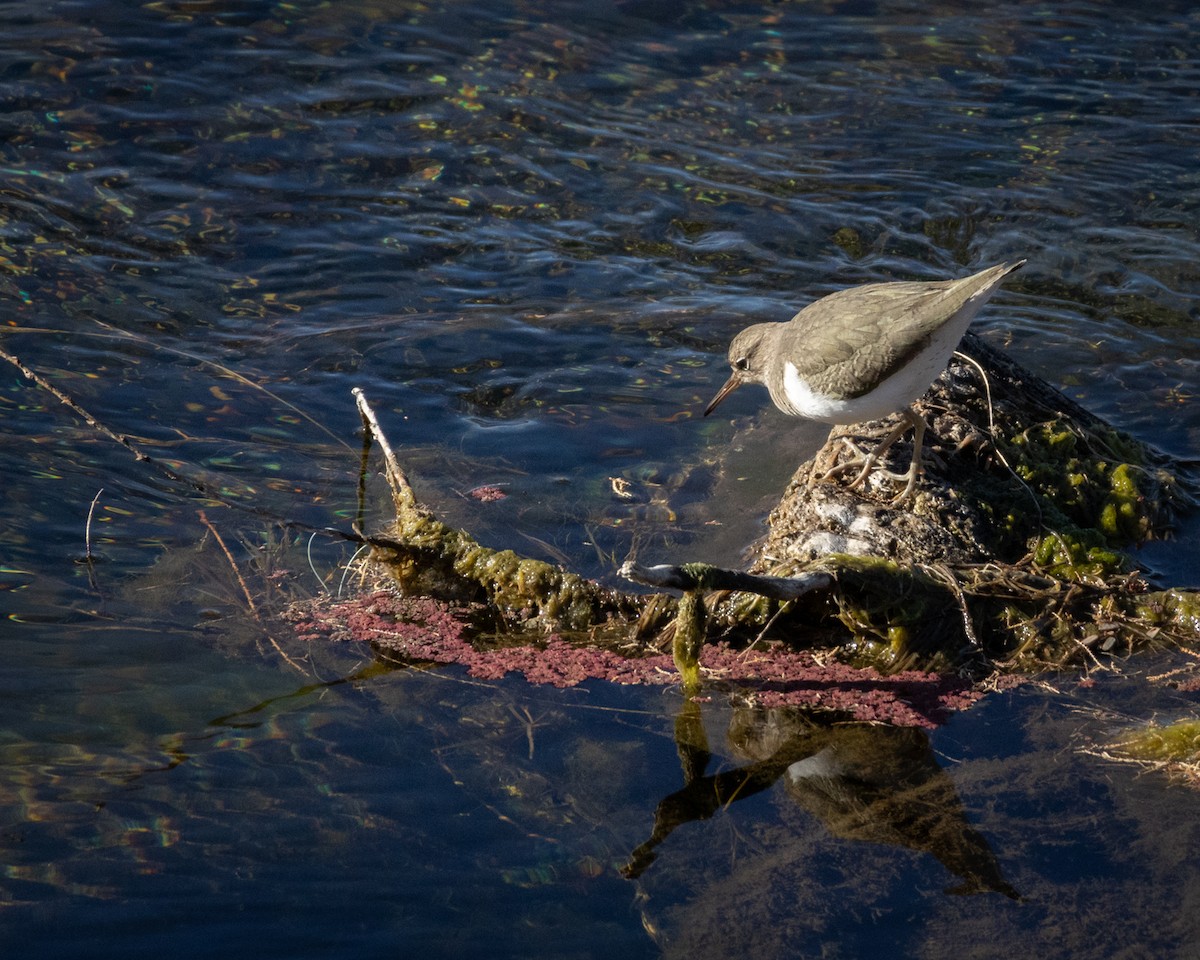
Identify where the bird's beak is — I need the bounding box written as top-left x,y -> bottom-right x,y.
704,373 -> 742,416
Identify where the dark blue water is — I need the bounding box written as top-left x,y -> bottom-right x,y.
2,1 -> 1199,956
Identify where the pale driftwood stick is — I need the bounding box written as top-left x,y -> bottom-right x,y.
352,387 -> 419,514
619,560 -> 833,601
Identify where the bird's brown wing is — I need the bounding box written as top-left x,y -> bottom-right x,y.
781,265 -> 1018,400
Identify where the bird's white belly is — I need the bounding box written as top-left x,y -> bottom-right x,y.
781,329 -> 960,424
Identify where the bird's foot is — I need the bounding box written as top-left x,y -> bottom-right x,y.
818,418 -> 912,485
886,462 -> 923,506
813,411 -> 927,504
817,438 -> 900,484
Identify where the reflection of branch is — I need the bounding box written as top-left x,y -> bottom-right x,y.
198,510 -> 307,676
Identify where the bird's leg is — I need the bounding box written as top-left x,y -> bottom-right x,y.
816,437 -> 883,485
888,409 -> 927,505
817,408 -> 929,503
820,412 -> 913,485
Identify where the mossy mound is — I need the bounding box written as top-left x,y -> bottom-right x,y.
743,334 -> 1195,672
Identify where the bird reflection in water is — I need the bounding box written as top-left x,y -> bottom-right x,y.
623,704 -> 1019,901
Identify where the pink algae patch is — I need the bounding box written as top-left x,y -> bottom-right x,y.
465,484 -> 507,502
287,589 -> 990,728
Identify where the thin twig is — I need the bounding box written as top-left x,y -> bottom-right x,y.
921,562 -> 979,648
199,510 -> 258,616
305,531 -> 334,597
953,349 -> 1086,570
953,349 -> 1045,523
1,345 -> 154,462
84,487 -> 104,562
337,543 -> 370,599
742,601 -> 791,658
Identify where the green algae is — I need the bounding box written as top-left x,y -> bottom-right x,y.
739,555 -> 974,673
1089,714 -> 1200,793
377,508 -> 620,632
825,558 -> 928,647
824,563 -> 972,672
1004,422 -> 1151,525
1136,590 -> 1200,636
978,418 -> 1172,583
1098,462 -> 1149,541
1084,715 -> 1200,788
1030,528 -> 1124,581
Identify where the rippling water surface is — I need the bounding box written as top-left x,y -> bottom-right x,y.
1,2 -> 1199,957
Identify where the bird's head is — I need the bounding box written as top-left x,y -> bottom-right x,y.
703,325 -> 770,416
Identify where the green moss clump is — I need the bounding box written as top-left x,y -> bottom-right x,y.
816,556 -> 967,672
1097,462 -> 1147,541
1003,422 -> 1152,546
1030,528 -> 1124,580
378,511 -> 607,631
984,420 -> 1167,582
1136,590 -> 1200,635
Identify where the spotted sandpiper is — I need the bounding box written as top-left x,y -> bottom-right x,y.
704,260 -> 1025,503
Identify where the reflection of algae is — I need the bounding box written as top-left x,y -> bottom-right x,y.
1114,720 -> 1200,763
1092,718 -> 1200,787
672,590 -> 705,693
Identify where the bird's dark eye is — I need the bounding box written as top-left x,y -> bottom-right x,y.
734,357 -> 749,371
